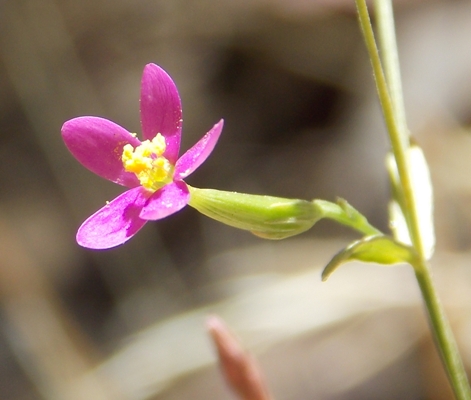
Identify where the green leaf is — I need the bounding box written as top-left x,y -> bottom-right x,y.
386,145 -> 435,259
321,235 -> 418,281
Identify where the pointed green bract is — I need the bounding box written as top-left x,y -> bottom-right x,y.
321,235 -> 418,281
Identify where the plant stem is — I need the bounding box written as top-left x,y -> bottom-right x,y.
313,199 -> 382,237
355,0 -> 471,398
374,0 -> 408,137
355,0 -> 419,253
415,262 -> 471,399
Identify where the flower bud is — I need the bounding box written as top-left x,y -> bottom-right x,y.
188,187 -> 322,239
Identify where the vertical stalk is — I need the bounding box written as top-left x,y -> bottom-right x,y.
415,263 -> 471,399
355,0 -> 422,256
355,0 -> 471,398
374,0 -> 408,137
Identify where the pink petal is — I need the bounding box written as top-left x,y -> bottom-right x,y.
140,64 -> 182,164
62,116 -> 141,187
77,187 -> 151,249
139,181 -> 190,220
174,120 -> 224,180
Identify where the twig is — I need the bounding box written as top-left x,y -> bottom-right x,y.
207,315 -> 273,400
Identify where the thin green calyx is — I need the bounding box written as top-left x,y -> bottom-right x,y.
188,187 -> 322,239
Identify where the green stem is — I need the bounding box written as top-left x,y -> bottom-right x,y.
415,263 -> 471,399
356,0 -> 471,398
355,0 -> 419,253
374,0 -> 408,137
313,199 -> 382,237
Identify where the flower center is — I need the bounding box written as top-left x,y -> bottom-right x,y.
122,133 -> 174,191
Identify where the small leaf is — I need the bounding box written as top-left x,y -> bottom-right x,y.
388,199 -> 410,246
386,146 -> 435,259
321,235 -> 418,281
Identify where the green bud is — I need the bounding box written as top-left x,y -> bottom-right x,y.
188,187 -> 322,239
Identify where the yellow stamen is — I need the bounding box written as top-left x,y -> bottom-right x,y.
122,133 -> 174,191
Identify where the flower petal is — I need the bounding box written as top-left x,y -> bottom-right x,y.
174,119 -> 224,180
140,63 -> 182,164
62,116 -> 141,187
140,181 -> 190,220
77,187 -> 151,249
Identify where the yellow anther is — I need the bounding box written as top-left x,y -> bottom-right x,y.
122,133 -> 174,191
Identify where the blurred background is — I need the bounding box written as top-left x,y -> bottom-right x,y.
1,0 -> 471,398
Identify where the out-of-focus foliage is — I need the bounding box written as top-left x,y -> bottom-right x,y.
0,0 -> 470,399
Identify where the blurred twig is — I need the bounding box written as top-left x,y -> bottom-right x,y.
207,315 -> 273,400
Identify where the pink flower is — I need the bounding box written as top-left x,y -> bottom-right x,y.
62,63 -> 223,249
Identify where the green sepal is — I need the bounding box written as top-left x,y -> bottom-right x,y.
321,235 -> 418,281
188,187 -> 323,239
